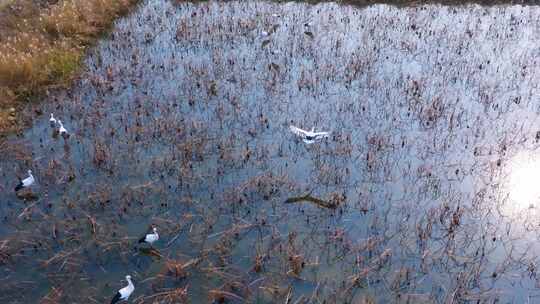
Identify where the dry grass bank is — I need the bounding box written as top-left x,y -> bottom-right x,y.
0,0 -> 138,135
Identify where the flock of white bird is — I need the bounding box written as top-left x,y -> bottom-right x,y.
49,113 -> 69,138
13,114 -> 164,303
4,3 -> 334,299
109,226 -> 158,303
13,114 -> 68,193
13,114 -> 324,302
108,227 -> 159,304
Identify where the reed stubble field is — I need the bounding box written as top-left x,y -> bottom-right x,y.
1,0 -> 540,303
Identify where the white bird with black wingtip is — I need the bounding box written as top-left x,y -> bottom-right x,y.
289,125 -> 330,144
14,170 -> 35,192
110,275 -> 134,304
138,227 -> 159,246
58,120 -> 69,138
49,113 -> 57,127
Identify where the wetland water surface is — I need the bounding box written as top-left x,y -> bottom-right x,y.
2,0 -> 540,303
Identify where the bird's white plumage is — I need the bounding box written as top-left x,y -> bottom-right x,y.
49,113 -> 57,125
22,170 -> 35,187
58,120 -> 68,135
289,125 -> 330,144
118,275 -> 134,300
143,227 -> 159,245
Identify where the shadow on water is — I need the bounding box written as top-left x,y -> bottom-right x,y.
138,247 -> 162,258
1,0 -> 540,302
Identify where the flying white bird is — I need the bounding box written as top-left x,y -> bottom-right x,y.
138,227 -> 159,246
110,275 -> 134,304
49,113 -> 57,127
58,120 -> 69,138
289,125 -> 330,144
14,170 -> 35,192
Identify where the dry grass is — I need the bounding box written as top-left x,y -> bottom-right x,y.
0,0 -> 138,134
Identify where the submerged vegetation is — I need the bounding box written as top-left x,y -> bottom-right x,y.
0,0 -> 536,136
0,0 -> 138,134
1,0 -> 540,302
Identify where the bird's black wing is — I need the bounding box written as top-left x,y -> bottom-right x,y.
110,292 -> 122,304
14,182 -> 23,192
138,235 -> 146,243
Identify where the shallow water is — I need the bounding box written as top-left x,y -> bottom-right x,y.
2,0 -> 540,303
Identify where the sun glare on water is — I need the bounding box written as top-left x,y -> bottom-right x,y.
506,152 -> 540,215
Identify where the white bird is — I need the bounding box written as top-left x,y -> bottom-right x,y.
289,125 -> 330,144
14,170 -> 35,192
138,227 -> 159,246
58,120 -> 69,137
110,275 -> 134,304
49,113 -> 57,127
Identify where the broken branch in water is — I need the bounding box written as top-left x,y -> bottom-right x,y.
284,193 -> 339,209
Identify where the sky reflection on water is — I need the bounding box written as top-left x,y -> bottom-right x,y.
1,0 -> 540,303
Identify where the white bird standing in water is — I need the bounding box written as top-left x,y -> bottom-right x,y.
58,120 -> 69,138
289,125 -> 330,144
14,170 -> 35,192
110,275 -> 134,304
49,113 -> 57,127
138,227 -> 159,246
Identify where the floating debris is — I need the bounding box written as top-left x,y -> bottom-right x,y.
285,193 -> 339,209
